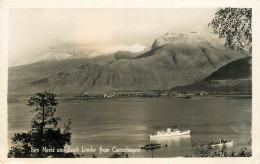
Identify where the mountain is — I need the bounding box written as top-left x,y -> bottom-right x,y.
8,42 -> 249,94
172,57 -> 252,93
152,32 -> 226,49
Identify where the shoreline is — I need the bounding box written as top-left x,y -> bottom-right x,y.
7,93 -> 252,103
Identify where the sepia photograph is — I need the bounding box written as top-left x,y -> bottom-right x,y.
1,0 -> 260,163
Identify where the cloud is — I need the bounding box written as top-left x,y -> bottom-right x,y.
8,8 -> 217,65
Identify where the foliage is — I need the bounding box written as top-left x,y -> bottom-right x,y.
209,8 -> 252,52
193,143 -> 212,157
109,152 -> 129,158
8,91 -> 78,158
236,148 -> 252,157
192,139 -> 252,157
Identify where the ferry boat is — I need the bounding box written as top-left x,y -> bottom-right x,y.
210,139 -> 233,147
149,128 -> 191,138
140,144 -> 162,150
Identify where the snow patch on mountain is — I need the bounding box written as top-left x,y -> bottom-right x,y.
12,52 -> 73,67
152,32 -> 226,48
38,52 -> 72,61
11,47 -> 106,67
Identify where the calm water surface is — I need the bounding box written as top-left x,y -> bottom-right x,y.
8,96 -> 251,157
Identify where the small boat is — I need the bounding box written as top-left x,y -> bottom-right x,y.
210,139 -> 233,147
177,96 -> 192,99
140,144 -> 162,150
150,128 -> 191,138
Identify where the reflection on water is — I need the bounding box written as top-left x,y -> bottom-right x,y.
150,135 -> 191,147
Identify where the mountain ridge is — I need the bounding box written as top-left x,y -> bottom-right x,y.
8,43 -> 249,93
10,44 -> 148,67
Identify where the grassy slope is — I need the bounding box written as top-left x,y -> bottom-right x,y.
172,57 -> 252,93
204,56 -> 251,81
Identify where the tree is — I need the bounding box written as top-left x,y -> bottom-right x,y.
209,8 -> 252,52
8,91 -> 77,158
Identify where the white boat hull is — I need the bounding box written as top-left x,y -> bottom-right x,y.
150,130 -> 191,138
210,141 -> 233,147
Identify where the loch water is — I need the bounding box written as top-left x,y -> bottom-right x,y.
8,96 -> 251,157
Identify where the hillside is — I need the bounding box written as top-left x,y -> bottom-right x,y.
172,57 -> 252,93
114,51 -> 142,60
8,55 -> 115,93
203,57 -> 251,81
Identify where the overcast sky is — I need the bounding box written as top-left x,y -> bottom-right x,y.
9,8 -> 217,64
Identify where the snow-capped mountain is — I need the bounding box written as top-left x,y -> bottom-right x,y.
11,47 -> 104,67
152,32 -> 226,48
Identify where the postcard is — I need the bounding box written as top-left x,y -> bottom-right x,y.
0,0 -> 259,164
